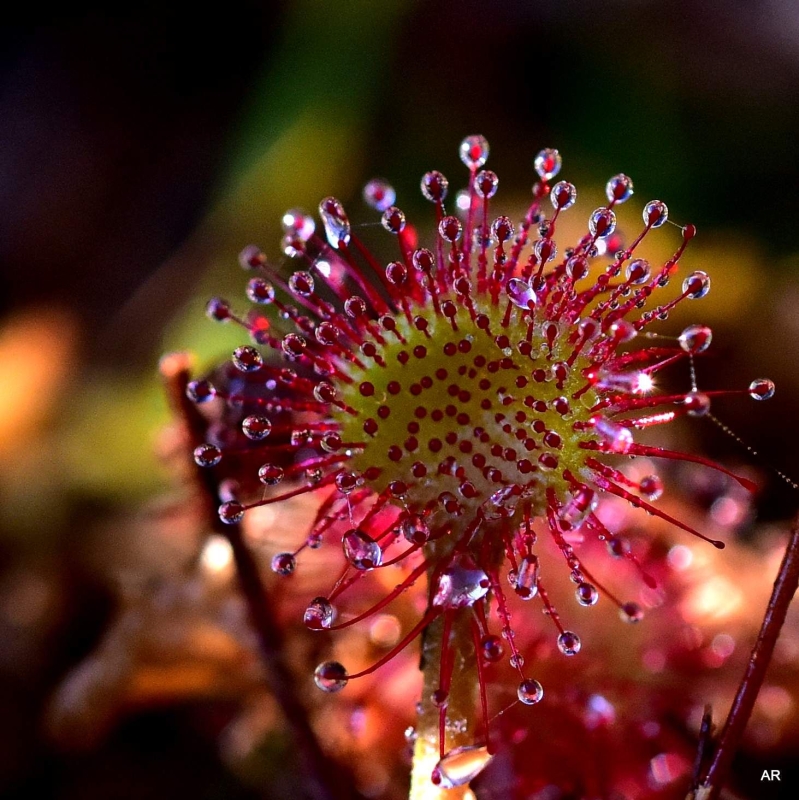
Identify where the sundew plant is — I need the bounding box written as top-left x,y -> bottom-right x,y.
187,136 -> 776,799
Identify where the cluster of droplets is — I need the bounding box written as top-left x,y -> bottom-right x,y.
191,135 -> 775,789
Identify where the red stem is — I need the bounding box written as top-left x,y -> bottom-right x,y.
162,356 -> 356,800
699,514 -> 799,799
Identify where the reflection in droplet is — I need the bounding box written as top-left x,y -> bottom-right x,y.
459,135 -> 490,169
343,529 -> 383,570
534,148 -> 562,181
314,661 -> 348,692
304,597 -> 335,630
557,631 -> 581,656
433,562 -> 490,609
517,679 -> 544,705
433,745 -> 493,789
363,178 -> 396,212
749,378 -> 775,400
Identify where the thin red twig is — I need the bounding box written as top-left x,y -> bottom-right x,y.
697,514 -> 799,799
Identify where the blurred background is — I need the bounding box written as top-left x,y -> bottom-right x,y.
2,0 -> 799,798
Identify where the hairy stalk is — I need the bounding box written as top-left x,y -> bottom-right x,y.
691,514 -> 799,800
161,354 -> 354,800
410,610 -> 477,800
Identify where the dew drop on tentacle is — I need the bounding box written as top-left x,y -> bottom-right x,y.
432,562 -> 490,609
557,631 -> 582,656
534,148 -> 562,181
625,258 -> 651,285
507,278 -> 537,310
679,324 -> 713,354
344,296 -> 368,319
421,170 -> 449,202
271,552 -> 297,576
576,582 -> 599,607
304,597 -> 336,630
620,601 -> 644,623
514,556 -> 539,600
595,369 -> 645,394
288,271 -> 315,297
684,391 -> 711,417
639,474 -> 664,501
320,433 -> 342,453
432,745 -> 493,789
482,487 -> 518,521
439,215 -> 463,242
206,298 -> 231,322
306,532 -> 323,550
491,215 -> 514,242
218,501 -> 245,525
517,678 -> 544,705
242,415 -> 272,440
683,271 -> 711,299
559,486 -> 598,528
566,255 -> 589,281
281,333 -> 308,359
315,322 -> 339,346
290,429 -> 311,448
386,261 -> 408,286
258,464 -> 284,485
412,247 -> 435,275
643,200 -> 669,227
606,536 -> 629,559
281,208 -> 316,240
306,467 -> 325,484
363,178 -> 396,212
459,135 -> 490,169
381,206 -> 407,234
401,515 -> 430,544
609,319 -> 638,344
588,208 -> 617,238
592,418 -> 634,453
749,378 -> 775,400
606,173 -> 634,203
282,233 -> 306,258
335,471 -> 361,494
480,635 -> 504,662
239,244 -> 267,270
319,197 -> 351,247
186,379 -> 216,404
314,661 -> 348,692
343,529 -> 383,570
474,169 -> 499,199
431,688 -> 448,709
232,345 -> 264,372
246,278 -> 276,305
551,180 -> 577,210
313,381 -> 338,403
534,238 -> 558,265
193,443 -> 222,467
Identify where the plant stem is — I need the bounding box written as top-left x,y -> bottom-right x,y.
162,355 -> 354,800
692,515 -> 799,800
410,609 -> 477,800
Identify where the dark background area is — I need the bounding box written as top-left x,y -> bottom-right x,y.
2,1 -> 799,798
